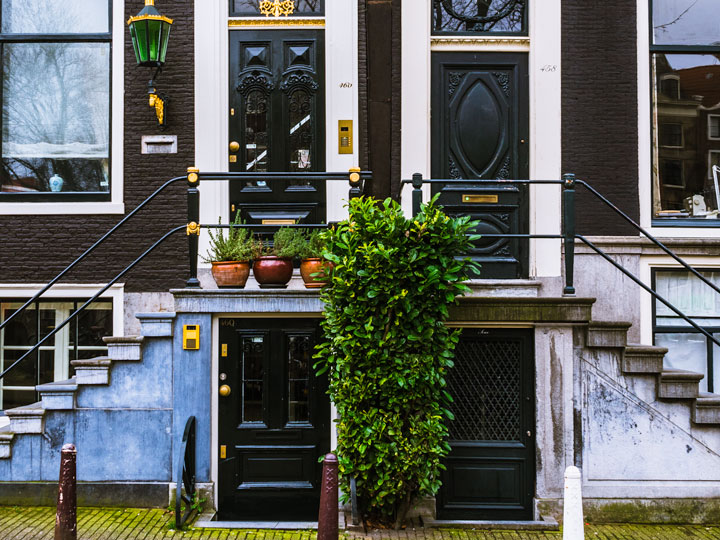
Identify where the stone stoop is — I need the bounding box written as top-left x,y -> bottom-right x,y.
0,335 -> 147,460
587,323 -> 720,426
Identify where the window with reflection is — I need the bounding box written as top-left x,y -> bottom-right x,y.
0,300 -> 112,410
651,0 -> 720,222
432,0 -> 526,35
287,335 -> 311,422
0,1 -> 111,200
242,336 -> 264,422
230,0 -> 323,17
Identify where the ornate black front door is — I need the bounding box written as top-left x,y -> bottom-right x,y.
437,328 -> 535,520
229,30 -> 325,224
218,318 -> 330,520
431,52 -> 529,278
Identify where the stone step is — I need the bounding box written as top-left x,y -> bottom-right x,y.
465,279 -> 541,298
622,344 -> 667,374
658,369 -> 703,399
586,321 -> 632,348
0,431 -> 14,459
71,357 -> 112,385
693,393 -> 720,424
5,403 -> 45,434
103,336 -> 143,362
36,379 -> 78,410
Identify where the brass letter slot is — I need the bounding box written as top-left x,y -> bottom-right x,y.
220,445 -> 227,459
262,219 -> 296,225
463,194 -> 499,204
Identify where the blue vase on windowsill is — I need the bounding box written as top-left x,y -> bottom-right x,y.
49,174 -> 64,192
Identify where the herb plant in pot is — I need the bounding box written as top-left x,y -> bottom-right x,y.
203,214 -> 257,288
299,230 -> 332,288
252,227 -> 304,289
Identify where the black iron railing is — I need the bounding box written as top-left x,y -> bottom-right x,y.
175,416 -> 197,530
405,173 -> 720,360
0,169 -> 369,386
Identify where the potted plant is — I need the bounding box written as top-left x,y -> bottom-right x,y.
252,227 -> 304,289
203,213 -> 258,288
299,229 -> 332,288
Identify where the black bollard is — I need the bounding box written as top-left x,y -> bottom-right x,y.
55,443 -> 77,540
317,453 -> 339,540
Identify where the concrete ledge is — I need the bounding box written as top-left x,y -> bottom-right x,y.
37,379 -> 77,410
465,279 -> 542,298
104,336 -> 144,361
423,517 -> 559,531
449,297 -> 596,323
659,369 -> 703,399
136,313 -> 176,337
172,289 -> 324,314
693,393 -> 720,424
0,431 -> 14,459
5,403 -> 45,434
71,358 -> 111,385
586,321 -> 632,348
0,481 -> 170,507
622,345 -> 667,374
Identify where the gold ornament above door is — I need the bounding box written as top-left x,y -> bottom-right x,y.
259,0 -> 295,17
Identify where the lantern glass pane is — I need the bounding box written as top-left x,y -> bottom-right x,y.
129,25 -> 142,65
159,23 -> 172,64
133,21 -> 150,63
1,0 -> 109,33
147,19 -> 163,63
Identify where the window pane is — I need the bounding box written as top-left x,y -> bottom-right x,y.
432,0 -> 526,34
655,333 -> 709,393
1,0 -> 109,34
69,303 -> 113,347
653,54 -> 720,219
2,308 -> 55,346
655,270 -> 720,325
231,0 -> 323,16
288,335 -> 310,422
288,90 -> 313,172
653,0 -> 720,46
1,43 -> 110,194
242,336 -> 264,422
1,389 -> 35,410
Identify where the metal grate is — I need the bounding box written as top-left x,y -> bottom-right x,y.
448,338 -> 522,441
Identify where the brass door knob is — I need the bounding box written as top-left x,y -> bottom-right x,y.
219,384 -> 231,397
229,141 -> 240,153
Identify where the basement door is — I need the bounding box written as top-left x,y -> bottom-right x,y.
431,53 -> 529,278
229,30 -> 326,225
437,328 -> 535,520
218,318 -> 330,520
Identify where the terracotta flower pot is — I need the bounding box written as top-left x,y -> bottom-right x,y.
300,258 -> 333,288
252,256 -> 294,288
211,261 -> 251,288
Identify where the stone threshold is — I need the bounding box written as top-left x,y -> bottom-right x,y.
423,517 -> 559,531
194,513 -> 318,529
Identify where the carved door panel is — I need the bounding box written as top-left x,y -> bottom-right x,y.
437,329 -> 535,521
431,52 -> 529,278
217,318 -> 330,520
229,30 -> 325,224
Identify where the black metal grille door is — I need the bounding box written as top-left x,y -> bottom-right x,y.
437,329 -> 535,520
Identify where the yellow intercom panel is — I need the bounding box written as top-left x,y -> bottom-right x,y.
338,120 -> 353,154
183,325 -> 200,350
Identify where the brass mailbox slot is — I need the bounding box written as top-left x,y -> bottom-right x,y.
463,194 -> 499,204
220,445 -> 227,459
262,219 -> 296,225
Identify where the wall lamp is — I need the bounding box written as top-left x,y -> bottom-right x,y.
128,0 -> 173,129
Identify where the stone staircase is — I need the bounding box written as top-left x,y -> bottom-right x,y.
585,321 -> 720,427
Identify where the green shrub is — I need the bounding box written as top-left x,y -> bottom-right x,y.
315,196 -> 478,527
202,211 -> 258,262
265,227 -> 305,258
299,229 -> 327,259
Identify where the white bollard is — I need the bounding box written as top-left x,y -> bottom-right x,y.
563,466 -> 585,540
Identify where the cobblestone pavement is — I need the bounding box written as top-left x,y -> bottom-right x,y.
1,507 -> 720,540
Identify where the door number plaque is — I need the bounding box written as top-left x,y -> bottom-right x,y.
463,194 -> 498,204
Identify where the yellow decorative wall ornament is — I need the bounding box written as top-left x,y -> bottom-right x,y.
259,0 -> 295,17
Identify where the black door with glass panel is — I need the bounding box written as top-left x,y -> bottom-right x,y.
431,53 -> 529,278
229,30 -> 325,225
218,318 -> 330,520
437,328 -> 535,520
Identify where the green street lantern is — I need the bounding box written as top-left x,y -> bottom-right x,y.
128,0 -> 173,68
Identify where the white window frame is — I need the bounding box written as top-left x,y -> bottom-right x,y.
708,114 -> 720,141
0,1 -> 124,216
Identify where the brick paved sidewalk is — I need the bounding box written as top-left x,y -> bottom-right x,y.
1,507 -> 719,540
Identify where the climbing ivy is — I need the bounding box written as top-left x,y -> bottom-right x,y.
315,196 -> 479,527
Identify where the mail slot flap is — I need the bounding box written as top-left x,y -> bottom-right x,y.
247,210 -> 311,222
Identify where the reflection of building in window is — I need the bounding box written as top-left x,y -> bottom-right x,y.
709,115 -> 720,140
654,270 -> 720,394
0,300 -> 112,410
660,75 -> 680,99
661,159 -> 684,188
659,123 -> 683,147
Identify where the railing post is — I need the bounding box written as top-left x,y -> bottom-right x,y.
348,167 -> 362,199
562,173 -> 576,296
318,453 -> 339,540
55,443 -> 77,540
186,168 -> 201,289
411,173 -> 423,217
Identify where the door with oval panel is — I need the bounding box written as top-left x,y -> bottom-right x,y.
431,52 -> 529,278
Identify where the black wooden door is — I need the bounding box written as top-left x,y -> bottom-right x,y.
218,318 -> 330,521
229,30 -> 326,225
437,328 -> 535,521
431,53 -> 529,278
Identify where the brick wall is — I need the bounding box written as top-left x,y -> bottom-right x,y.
0,1 -> 194,293
562,0 -> 640,235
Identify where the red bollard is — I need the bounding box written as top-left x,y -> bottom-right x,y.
317,453 -> 339,540
55,443 -> 77,540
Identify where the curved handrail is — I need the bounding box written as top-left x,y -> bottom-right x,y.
0,176 -> 186,333
175,416 -> 197,531
0,226 -> 186,381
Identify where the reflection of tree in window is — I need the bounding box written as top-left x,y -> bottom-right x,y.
231,0 -> 323,15
433,0 -> 526,34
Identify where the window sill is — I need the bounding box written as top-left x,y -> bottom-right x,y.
0,202 -> 124,215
